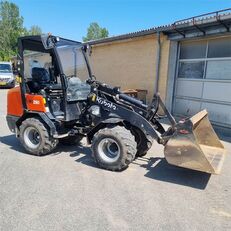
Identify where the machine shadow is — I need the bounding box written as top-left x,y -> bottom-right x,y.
219,135 -> 231,143
0,134 -> 25,153
0,135 -> 212,189
136,156 -> 211,190
68,144 -> 212,189
57,143 -> 100,169
0,134 -> 96,169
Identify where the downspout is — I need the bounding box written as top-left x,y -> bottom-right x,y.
154,31 -> 161,94
147,31 -> 162,112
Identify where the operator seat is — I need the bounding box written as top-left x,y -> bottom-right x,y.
27,67 -> 62,92
27,67 -> 50,93
32,67 -> 50,83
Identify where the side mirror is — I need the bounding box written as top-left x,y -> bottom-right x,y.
82,44 -> 92,56
82,45 -> 87,53
87,44 -> 92,56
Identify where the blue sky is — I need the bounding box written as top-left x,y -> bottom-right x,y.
12,0 -> 231,41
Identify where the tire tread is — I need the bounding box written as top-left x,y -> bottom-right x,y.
92,126 -> 137,171
19,118 -> 58,155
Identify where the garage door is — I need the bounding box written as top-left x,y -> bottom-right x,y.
173,36 -> 231,128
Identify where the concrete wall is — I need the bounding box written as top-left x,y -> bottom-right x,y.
88,33 -> 170,103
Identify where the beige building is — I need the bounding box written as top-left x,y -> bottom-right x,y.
87,9 -> 231,133
88,34 -> 170,103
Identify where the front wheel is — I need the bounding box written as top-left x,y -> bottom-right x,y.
131,127 -> 151,157
92,126 -> 137,171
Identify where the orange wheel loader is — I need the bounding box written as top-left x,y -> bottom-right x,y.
6,35 -> 226,173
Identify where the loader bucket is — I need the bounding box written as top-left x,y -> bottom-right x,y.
164,110 -> 226,174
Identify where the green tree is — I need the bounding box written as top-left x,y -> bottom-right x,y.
0,1 -> 24,60
83,22 -> 109,42
27,25 -> 42,35
0,1 -> 42,61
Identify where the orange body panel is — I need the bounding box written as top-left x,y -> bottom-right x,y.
25,94 -> 46,112
7,86 -> 24,116
7,86 -> 46,116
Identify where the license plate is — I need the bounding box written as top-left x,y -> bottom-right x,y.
0,82 -> 6,86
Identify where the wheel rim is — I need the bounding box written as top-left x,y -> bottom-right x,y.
24,127 -> 41,149
97,138 -> 120,163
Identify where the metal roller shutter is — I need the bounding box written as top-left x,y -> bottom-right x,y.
173,36 -> 231,128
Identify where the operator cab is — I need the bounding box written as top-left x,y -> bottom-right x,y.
18,35 -> 91,121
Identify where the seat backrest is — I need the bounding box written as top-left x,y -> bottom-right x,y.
32,67 -> 50,84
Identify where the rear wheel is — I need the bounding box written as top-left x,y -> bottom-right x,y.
92,126 -> 137,171
19,118 -> 58,155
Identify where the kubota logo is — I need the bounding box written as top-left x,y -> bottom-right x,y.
96,97 -> 117,110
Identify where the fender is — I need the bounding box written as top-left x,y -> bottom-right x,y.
86,117 -> 124,143
101,118 -> 124,124
15,112 -> 57,136
87,97 -> 160,143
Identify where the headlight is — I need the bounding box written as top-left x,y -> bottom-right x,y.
89,105 -> 100,116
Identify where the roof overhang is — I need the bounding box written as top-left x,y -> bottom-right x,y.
164,11 -> 231,40
86,8 -> 231,45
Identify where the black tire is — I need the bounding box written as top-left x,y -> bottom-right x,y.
59,135 -> 83,146
92,126 -> 137,171
19,118 -> 58,155
131,127 -> 150,157
136,144 -> 149,157
136,139 -> 150,157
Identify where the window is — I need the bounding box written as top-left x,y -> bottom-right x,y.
180,41 -> 207,59
206,60 -> 231,80
57,45 -> 89,82
208,37 -> 231,58
57,45 -> 91,101
0,64 -> 12,73
23,51 -> 51,80
178,37 -> 231,80
178,61 -> 204,79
